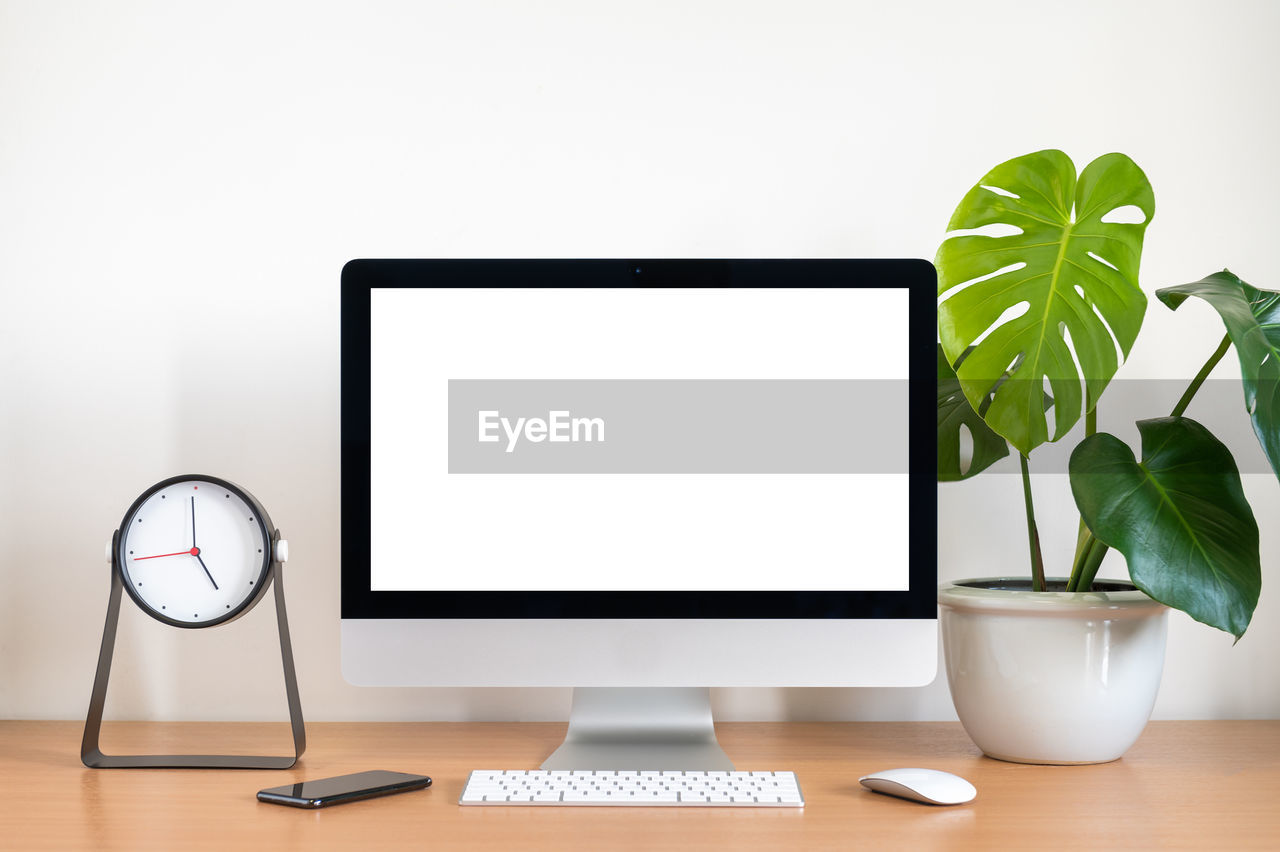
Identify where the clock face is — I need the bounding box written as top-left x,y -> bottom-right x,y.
118,478 -> 272,627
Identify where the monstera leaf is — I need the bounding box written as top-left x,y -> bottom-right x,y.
937,150 -> 1155,456
1157,270 -> 1280,481
937,344 -> 1009,481
1070,417 -> 1261,639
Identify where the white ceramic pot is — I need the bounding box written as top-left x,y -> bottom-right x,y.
937,577 -> 1169,765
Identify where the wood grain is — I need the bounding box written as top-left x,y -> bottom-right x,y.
1,721 -> 1276,850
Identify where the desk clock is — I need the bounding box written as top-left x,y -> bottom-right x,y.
81,474 -> 305,768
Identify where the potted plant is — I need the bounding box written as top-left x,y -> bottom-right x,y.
934,149 -> 1276,764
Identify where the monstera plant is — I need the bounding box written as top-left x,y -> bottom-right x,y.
936,149 -> 1274,640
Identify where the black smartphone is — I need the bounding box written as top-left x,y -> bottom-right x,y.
257,770 -> 432,808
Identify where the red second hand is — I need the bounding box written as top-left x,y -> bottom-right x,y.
134,547 -> 200,561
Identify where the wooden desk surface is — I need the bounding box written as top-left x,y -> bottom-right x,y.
1,720 -> 1276,850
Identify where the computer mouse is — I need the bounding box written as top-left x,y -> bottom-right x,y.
858,768 -> 976,805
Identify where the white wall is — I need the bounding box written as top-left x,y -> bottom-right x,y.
1,0 -> 1277,722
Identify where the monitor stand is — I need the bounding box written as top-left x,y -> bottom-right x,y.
540,687 -> 734,770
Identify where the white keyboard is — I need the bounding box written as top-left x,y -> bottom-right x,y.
459,769 -> 804,807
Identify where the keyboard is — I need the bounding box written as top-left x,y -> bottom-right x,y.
458,769 -> 804,807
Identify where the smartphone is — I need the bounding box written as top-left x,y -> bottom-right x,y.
257,770 -> 432,808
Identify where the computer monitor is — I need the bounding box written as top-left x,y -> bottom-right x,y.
341,259 -> 936,769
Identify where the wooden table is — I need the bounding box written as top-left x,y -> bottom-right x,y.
1,721 -> 1276,850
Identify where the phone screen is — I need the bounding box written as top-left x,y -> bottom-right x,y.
258,770 -> 431,808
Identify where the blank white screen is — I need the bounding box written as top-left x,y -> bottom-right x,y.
369,287 -> 909,591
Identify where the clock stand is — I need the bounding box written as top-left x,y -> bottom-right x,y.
81,529 -> 305,769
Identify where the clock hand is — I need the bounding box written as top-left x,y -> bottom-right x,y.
191,495 -> 197,548
134,548 -> 201,561
194,550 -> 219,590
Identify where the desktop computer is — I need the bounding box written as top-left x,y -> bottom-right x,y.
340,259 -> 936,777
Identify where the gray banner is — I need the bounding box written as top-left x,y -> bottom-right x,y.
447,379 -> 907,474
943,379 -> 1277,474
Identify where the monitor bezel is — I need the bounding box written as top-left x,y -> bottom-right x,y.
341,259 -> 936,619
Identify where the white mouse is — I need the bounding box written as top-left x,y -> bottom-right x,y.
858,768 -> 976,805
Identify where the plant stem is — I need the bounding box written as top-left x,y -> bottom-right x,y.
1067,528 -> 1089,592
1070,405 -> 1100,578
1070,536 -> 1110,592
1070,521 -> 1089,578
1170,333 -> 1231,418
1020,453 -> 1046,592
1068,538 -> 1091,592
